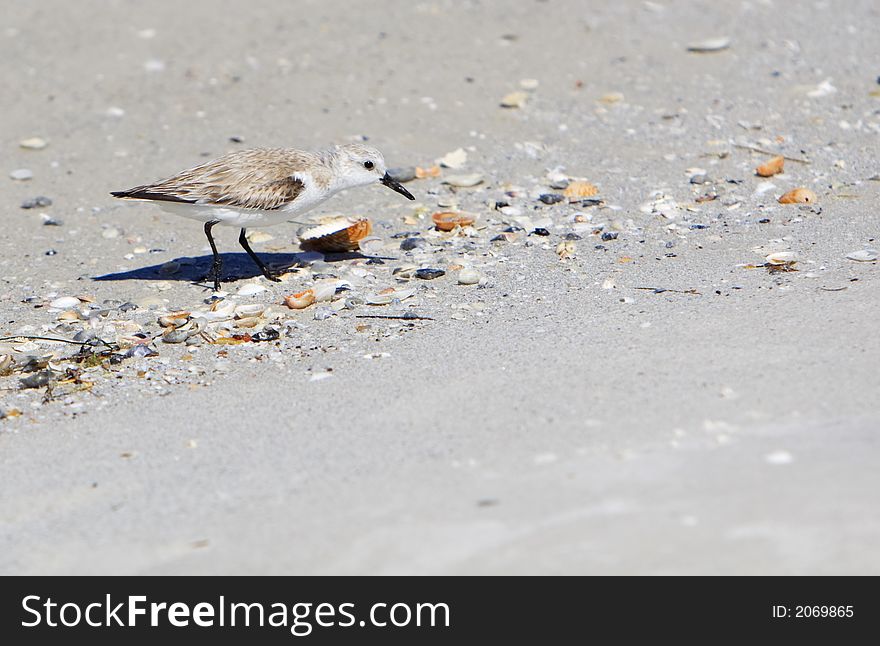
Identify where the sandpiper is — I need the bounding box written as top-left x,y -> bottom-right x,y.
111,144 -> 415,291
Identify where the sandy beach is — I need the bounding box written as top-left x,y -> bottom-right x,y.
1,0 -> 878,574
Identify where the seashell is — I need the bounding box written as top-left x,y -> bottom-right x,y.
415,165 -> 441,179
442,174 -> 483,188
755,156 -> 784,177
357,236 -> 384,255
556,240 -> 577,260
234,316 -> 263,329
237,283 -> 267,296
432,211 -> 476,231
57,310 -> 81,322
311,280 -> 338,302
365,288 -> 416,305
20,137 -> 48,150
300,217 -> 372,253
765,251 -> 797,265
778,188 -> 817,204
437,148 -> 467,169
457,268 -> 481,285
158,311 -> 190,328
846,249 -> 878,262
49,296 -> 81,309
598,92 -> 624,104
234,303 -> 265,318
563,181 -> 599,198
500,91 -> 528,108
686,37 -> 731,52
245,230 -> 274,244
283,289 -> 316,310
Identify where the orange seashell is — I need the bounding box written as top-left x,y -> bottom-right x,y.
755,156 -> 784,177
415,165 -> 441,179
431,211 -> 476,231
299,218 -> 372,252
778,188 -> 817,204
283,289 -> 316,310
563,181 -> 599,198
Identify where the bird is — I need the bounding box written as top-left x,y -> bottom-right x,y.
111,143 -> 415,291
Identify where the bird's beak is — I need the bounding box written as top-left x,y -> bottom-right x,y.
380,173 -> 415,200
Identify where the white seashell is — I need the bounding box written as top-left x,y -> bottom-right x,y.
237,283 -> 267,296
436,148 -> 468,169
765,251 -> 797,265
358,236 -> 384,255
639,193 -> 680,219
311,281 -> 338,302
49,296 -> 81,309
846,249 -> 878,262
234,303 -> 265,318
442,174 -> 483,188
20,137 -> 48,150
365,288 -> 416,305
686,37 -> 731,52
457,268 -> 481,285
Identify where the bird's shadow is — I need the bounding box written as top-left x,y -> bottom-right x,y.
92,251 -> 391,285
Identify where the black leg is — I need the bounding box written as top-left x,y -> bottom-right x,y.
239,228 -> 281,282
203,220 -> 223,291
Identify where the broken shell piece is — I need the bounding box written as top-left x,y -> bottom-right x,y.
437,148 -> 467,169
311,281 -> 338,302
49,296 -> 81,309
755,156 -> 785,177
365,288 -> 416,305
778,188 -> 817,204
432,211 -> 476,231
415,165 -> 441,179
158,311 -> 191,328
556,240 -> 577,260
846,249 -> 878,262
686,37 -> 731,52
765,251 -> 798,265
442,174 -> 483,188
57,310 -> 81,322
300,217 -> 372,252
20,137 -> 49,150
234,303 -> 265,318
234,316 -> 263,329
500,91 -> 529,108
284,290 -> 316,310
563,181 -> 599,198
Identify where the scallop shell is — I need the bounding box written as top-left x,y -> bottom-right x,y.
755,156 -> 784,177
563,181 -> 599,198
778,188 -> 817,204
299,217 -> 372,253
432,211 -> 476,231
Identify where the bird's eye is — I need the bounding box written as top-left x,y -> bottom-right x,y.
363,160 -> 374,170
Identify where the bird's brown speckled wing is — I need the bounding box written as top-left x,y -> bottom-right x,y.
111,148 -> 314,211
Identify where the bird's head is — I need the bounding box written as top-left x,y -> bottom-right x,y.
331,143 -> 414,200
